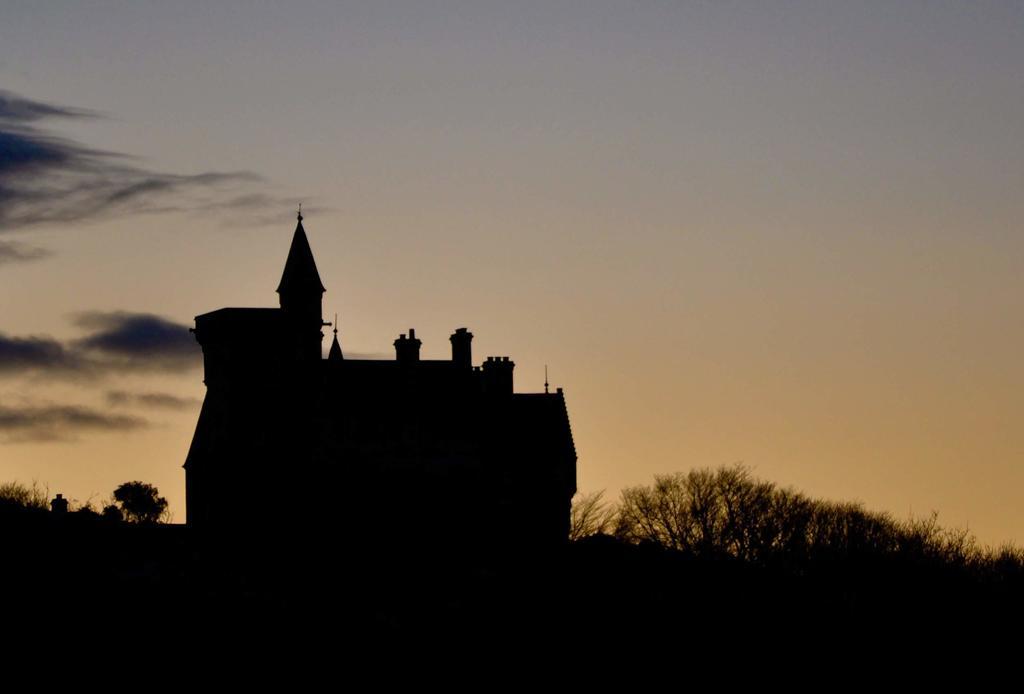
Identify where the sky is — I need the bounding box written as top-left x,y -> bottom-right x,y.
1,1 -> 1023,542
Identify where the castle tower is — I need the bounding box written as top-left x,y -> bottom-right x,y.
276,211 -> 326,361
186,209 -> 576,547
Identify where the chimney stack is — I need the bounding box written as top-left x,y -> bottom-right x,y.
449,328 -> 473,368
50,494 -> 69,514
394,329 -> 422,363
482,356 -> 515,395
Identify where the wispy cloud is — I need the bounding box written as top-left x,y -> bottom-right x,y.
106,390 -> 201,411
0,401 -> 147,442
0,91 -> 98,122
0,90 -> 314,231
0,239 -> 53,265
345,352 -> 393,360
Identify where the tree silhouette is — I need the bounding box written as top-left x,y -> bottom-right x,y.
570,490 -> 616,540
112,481 -> 168,524
610,464 -> 1005,571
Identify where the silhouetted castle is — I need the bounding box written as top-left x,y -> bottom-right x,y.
184,214 -> 577,548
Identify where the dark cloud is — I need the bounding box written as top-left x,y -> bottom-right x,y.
0,333 -> 87,375
73,311 -> 201,371
0,311 -> 200,379
0,402 -> 147,442
106,390 -> 201,410
0,89 -> 309,231
0,240 -> 53,264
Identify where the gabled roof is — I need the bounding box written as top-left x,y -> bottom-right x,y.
276,216 -> 326,294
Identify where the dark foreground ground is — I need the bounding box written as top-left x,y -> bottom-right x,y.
4,513 -> 1022,668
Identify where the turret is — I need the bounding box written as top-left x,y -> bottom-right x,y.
276,211 -> 326,361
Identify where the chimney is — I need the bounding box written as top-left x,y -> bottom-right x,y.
394,329 -> 422,363
482,356 -> 515,395
449,327 -> 473,368
50,494 -> 69,514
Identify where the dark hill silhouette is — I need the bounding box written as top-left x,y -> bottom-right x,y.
4,465 -> 1024,660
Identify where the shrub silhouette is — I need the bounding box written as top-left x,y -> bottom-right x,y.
102,504 -> 124,522
0,480 -> 50,513
112,481 -> 168,524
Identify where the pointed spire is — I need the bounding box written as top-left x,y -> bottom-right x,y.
328,313 -> 343,361
328,332 -> 343,361
277,210 -> 326,296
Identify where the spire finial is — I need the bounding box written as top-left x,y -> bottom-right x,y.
544,364 -> 549,394
297,202 -> 303,222
328,313 -> 344,361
